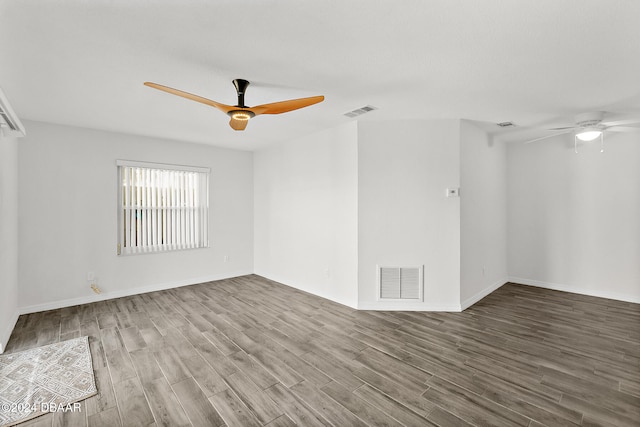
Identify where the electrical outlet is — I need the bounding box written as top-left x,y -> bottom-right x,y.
224,255 -> 229,263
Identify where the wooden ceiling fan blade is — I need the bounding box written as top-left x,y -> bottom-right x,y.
144,82 -> 234,113
252,96 -> 324,115
523,130 -> 573,144
229,117 -> 249,131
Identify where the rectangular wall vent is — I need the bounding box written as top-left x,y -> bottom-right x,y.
377,265 -> 423,301
344,105 -> 377,118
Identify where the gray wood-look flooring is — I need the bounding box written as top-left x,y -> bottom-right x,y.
4,275 -> 639,427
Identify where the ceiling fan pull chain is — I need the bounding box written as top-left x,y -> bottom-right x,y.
574,135 -> 578,154
600,133 -> 604,153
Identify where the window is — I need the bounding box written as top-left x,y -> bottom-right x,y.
117,160 -> 209,255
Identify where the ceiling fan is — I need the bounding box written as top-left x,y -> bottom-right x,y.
523,111 -> 640,152
144,79 -> 324,131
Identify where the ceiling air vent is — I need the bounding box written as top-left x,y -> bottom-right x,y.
344,105 -> 377,118
496,121 -> 515,128
0,87 -> 26,137
377,265 -> 423,301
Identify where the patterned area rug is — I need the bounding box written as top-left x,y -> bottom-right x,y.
0,337 -> 97,427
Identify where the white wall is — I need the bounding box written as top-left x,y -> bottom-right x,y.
460,120 -> 508,308
0,133 -> 20,353
18,121 -> 254,312
507,131 -> 640,303
358,120 -> 461,310
253,122 -> 359,307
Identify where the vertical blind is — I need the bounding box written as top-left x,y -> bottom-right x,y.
117,161 -> 209,255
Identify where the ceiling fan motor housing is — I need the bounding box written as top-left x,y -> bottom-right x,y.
575,111 -> 604,129
232,79 -> 250,107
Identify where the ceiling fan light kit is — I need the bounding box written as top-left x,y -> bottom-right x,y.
228,110 -> 255,121
144,78 -> 324,132
575,128 -> 603,141
574,128 -> 604,154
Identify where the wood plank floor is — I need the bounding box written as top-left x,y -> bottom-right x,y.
4,275 -> 639,427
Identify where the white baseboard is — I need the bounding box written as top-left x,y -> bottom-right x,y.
357,302 -> 462,311
254,271 -> 359,309
19,270 -> 253,315
256,271 -> 462,312
460,278 -> 508,311
0,309 -> 20,354
508,277 -> 640,304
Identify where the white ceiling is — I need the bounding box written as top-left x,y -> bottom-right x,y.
1,0 -> 639,151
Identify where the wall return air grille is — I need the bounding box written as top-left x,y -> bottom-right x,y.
377,265 -> 424,301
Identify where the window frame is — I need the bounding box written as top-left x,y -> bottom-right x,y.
116,160 -> 210,256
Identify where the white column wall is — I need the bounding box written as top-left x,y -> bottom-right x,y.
253,122 -> 359,307
357,120 -> 462,310
460,120 -> 508,308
